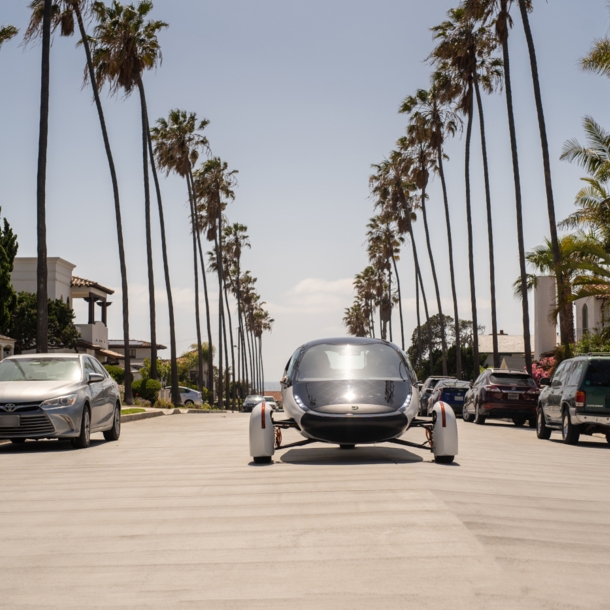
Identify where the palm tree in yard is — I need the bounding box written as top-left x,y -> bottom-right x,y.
354,267 -> 378,338
151,109 -> 212,398
460,0 -> 532,373
193,158 -> 238,409
343,301 -> 369,338
400,81 -> 463,374
25,0 -> 138,401
90,0 -> 168,380
0,25 -> 18,50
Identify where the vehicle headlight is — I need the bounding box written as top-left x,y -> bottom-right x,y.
294,394 -> 309,412
40,394 -> 78,408
398,392 -> 412,413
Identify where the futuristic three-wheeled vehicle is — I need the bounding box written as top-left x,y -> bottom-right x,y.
249,338 -> 458,464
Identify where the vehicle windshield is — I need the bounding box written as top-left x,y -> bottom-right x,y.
438,381 -> 470,390
263,396 -> 276,402
584,360 -> 610,387
295,343 -> 408,382
245,395 -> 264,402
489,373 -> 536,388
0,358 -> 82,382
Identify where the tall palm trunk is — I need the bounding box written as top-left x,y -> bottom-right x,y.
518,0 -> 570,346
474,79 -> 500,369
388,267 -> 393,343
464,87 -> 480,380
188,169 -> 214,394
223,284 -> 236,410
186,177 -> 204,393
214,228 -> 224,409
391,254 -> 405,350
437,147 -> 461,378
259,336 -> 265,394
36,0 -> 51,354
502,39 -> 533,374
420,185 -> 447,375
146,127 -> 180,404
74,5 -> 132,401
415,274 -> 422,368
136,79 -> 157,378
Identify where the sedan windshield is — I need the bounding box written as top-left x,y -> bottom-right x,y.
295,343 -> 408,382
489,373 -> 536,388
245,395 -> 264,403
0,358 -> 82,382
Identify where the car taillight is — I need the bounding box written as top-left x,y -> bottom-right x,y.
484,385 -> 502,399
575,390 -> 586,408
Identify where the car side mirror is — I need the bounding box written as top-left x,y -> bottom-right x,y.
539,377 -> 551,387
88,372 -> 104,384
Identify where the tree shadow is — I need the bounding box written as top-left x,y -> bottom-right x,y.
279,444 -> 425,466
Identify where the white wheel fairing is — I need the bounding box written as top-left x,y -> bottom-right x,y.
430,401 -> 458,458
249,403 -> 275,459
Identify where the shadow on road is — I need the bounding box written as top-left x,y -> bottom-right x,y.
0,439 -> 107,454
278,445 -> 424,466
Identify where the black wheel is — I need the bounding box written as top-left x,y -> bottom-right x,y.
71,407 -> 91,449
513,417 -> 526,427
10,438 -> 26,444
103,404 -> 121,441
435,455 -> 454,464
253,456 -> 272,464
536,409 -> 551,440
185,400 -> 194,406
462,404 -> 473,423
606,433 -> 610,445
474,402 -> 486,425
339,444 -> 355,450
562,409 -> 580,445
528,417 -> 536,429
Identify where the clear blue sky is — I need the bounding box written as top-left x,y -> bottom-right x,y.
0,1 -> 608,381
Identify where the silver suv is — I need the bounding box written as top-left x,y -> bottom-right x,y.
0,354 -> 121,449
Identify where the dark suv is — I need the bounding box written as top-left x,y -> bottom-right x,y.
419,376 -> 456,415
537,355 -> 610,445
462,369 -> 539,426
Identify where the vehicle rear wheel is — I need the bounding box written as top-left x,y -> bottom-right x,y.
435,455 -> 454,464
253,456 -> 271,464
562,409 -> 580,445
536,409 -> 551,440
10,438 -> 26,444
528,418 -> 536,429
474,402 -> 486,425
103,404 -> 121,441
185,400 -> 194,406
71,407 -> 91,449
513,417 -> 526,427
339,444 -> 355,450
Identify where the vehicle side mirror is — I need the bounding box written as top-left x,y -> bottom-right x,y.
88,372 -> 104,384
539,377 -> 551,387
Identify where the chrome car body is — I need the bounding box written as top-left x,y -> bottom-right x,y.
0,354 -> 121,446
280,338 -> 419,445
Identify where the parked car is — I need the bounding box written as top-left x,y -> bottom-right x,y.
537,354 -> 610,445
462,369 -> 539,426
164,386 -> 203,406
263,395 -> 280,411
242,395 -> 265,413
419,376 -> 457,415
428,379 -> 471,416
0,353 -> 121,448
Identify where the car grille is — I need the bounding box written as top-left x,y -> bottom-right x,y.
0,412 -> 55,437
0,402 -> 42,413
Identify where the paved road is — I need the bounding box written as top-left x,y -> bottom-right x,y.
1,413 -> 610,609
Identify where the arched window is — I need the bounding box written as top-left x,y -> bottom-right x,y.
582,303 -> 589,334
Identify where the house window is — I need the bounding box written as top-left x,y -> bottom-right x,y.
129,349 -> 136,359
582,303 -> 589,334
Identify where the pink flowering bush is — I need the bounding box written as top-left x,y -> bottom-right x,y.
529,357 -> 556,385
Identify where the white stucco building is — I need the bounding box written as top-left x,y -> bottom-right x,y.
0,335 -> 15,361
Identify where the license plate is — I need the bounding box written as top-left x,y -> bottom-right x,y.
454,396 -> 464,401
0,415 -> 19,428
508,393 -> 520,401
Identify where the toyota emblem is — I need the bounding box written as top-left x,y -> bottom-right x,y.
3,404 -> 16,412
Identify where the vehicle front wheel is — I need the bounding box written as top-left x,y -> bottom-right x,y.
253,456 -> 272,464
103,404 -> 121,441
536,409 -> 551,440
185,400 -> 194,406
474,402 -> 486,425
606,432 -> 610,445
71,407 -> 91,449
513,417 -> 526,427
562,409 -> 580,445
339,444 -> 355,450
435,455 -> 454,464
462,406 -> 473,423
10,438 -> 26,444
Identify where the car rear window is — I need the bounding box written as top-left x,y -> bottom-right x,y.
489,373 -> 536,387
584,360 -> 610,387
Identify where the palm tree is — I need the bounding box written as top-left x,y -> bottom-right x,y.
193,158 -> 238,408
90,0 -> 168,379
343,301 -> 369,337
150,109 -> 212,398
0,25 -> 18,50
400,81 -> 463,374
26,0 -> 137,401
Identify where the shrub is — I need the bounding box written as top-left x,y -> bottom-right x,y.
132,378 -> 162,403
105,365 -> 126,384
154,398 -> 174,409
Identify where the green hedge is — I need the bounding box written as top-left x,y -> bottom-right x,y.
132,378 -> 162,403
104,365 -> 126,384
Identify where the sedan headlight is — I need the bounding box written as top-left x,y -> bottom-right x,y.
40,394 -> 78,408
293,394 -> 309,412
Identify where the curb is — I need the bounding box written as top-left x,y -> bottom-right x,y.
121,410 -> 165,423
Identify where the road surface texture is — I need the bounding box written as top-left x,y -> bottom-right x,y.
1,413 -> 609,609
